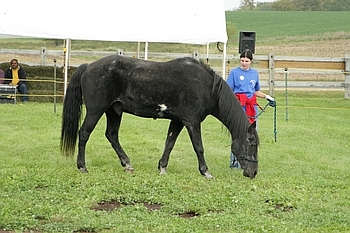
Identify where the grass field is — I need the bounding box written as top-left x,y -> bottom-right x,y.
1,12 -> 350,232
0,90 -> 349,232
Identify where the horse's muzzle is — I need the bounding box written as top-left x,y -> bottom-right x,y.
243,169 -> 258,179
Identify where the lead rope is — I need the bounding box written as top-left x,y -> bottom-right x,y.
273,103 -> 277,142
249,102 -> 277,142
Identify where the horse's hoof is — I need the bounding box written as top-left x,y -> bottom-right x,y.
159,167 -> 167,175
79,167 -> 88,173
124,164 -> 134,173
124,168 -> 134,174
203,171 -> 214,179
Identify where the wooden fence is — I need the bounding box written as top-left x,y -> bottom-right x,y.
1,49 -> 349,99
255,53 -> 350,98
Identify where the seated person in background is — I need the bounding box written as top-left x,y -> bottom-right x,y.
4,59 -> 29,102
0,69 -> 4,84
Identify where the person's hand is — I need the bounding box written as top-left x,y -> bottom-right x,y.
266,95 -> 276,107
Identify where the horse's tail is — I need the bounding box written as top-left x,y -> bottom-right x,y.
60,63 -> 88,157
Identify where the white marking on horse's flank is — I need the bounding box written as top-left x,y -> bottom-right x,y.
159,104 -> 167,111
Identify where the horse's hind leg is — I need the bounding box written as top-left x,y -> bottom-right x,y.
105,109 -> 133,173
77,112 -> 104,173
158,120 -> 184,175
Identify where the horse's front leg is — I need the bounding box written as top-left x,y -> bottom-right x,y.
158,121 -> 184,175
105,109 -> 133,173
77,113 -> 103,173
185,123 -> 213,179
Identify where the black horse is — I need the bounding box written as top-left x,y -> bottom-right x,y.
61,55 -> 259,179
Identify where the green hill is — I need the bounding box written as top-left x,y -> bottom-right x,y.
225,11 -> 350,43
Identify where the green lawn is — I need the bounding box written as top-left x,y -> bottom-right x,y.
0,90 -> 349,232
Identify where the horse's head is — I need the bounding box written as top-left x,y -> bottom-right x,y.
231,121 -> 259,179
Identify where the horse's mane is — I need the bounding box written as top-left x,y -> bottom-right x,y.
197,61 -> 250,141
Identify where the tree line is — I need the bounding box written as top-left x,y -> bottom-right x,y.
238,0 -> 350,11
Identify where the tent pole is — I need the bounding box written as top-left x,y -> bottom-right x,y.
222,42 -> 227,79
63,38 -> 71,96
137,42 -> 140,58
206,42 -> 209,64
145,42 -> 148,60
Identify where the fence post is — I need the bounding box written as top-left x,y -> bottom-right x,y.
284,68 -> 289,122
343,55 -> 350,99
268,52 -> 275,97
193,51 -> 199,61
41,47 -> 47,66
53,59 -> 57,113
226,60 -> 231,79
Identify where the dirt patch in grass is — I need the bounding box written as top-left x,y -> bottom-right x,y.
265,199 -> 297,213
91,199 -> 161,212
177,211 -> 200,218
91,199 -> 204,219
274,203 -> 296,212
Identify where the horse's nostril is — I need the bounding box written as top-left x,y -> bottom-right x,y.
249,170 -> 258,179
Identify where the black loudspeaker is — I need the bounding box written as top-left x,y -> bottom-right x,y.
239,31 -> 256,54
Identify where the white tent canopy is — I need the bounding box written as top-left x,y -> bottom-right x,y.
1,0 -> 228,91
0,0 -> 227,44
